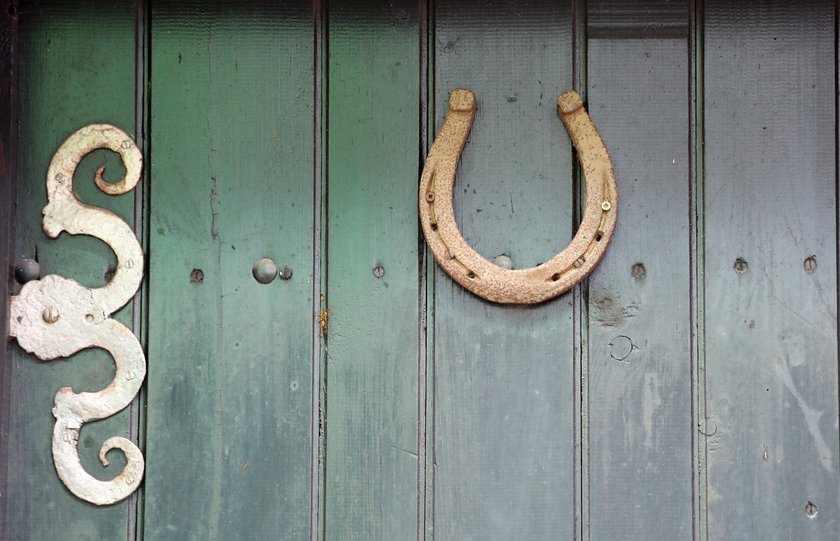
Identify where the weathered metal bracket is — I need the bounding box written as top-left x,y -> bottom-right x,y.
419,89 -> 618,304
8,124 -> 145,505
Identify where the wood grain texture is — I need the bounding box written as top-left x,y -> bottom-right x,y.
4,1 -> 137,538
0,0 -> 17,533
431,1 -> 576,538
143,2 -> 314,539
703,1 -> 839,538
584,2 -> 694,539
322,2 -> 421,539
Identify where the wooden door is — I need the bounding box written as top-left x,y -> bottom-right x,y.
1,1 -> 838,539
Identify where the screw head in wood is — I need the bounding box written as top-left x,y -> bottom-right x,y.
278,266 -> 293,281
42,306 -> 60,324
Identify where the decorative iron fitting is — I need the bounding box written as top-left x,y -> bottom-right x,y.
419,89 -> 618,304
8,124 -> 145,505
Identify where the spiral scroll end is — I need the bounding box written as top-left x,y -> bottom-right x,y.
94,165 -> 134,196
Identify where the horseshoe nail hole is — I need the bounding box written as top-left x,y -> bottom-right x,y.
425,192 -> 435,202
551,272 -> 561,282
467,271 -> 476,280
595,231 -> 603,242
190,268 -> 205,283
85,314 -> 94,322
733,257 -> 749,274
430,223 -> 438,231
805,501 -> 818,519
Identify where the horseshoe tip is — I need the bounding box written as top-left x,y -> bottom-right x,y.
557,91 -> 584,114
449,89 -> 476,112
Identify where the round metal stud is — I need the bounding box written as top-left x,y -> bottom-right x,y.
14,258 -> 41,284
492,254 -> 514,270
252,258 -> 278,284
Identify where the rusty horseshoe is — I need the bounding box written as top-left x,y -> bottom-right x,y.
9,124 -> 145,505
420,89 -> 618,304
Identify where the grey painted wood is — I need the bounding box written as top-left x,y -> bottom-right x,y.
585,1 -> 694,538
431,1 -> 576,538
703,1 -> 839,538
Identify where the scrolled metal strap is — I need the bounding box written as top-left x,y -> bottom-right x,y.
9,124 -> 145,505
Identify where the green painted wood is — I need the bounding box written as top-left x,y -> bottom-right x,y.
585,2 -> 694,539
4,1 -> 138,539
144,2 -> 314,539
431,2 -> 576,538
323,3 -> 421,539
703,1 -> 839,538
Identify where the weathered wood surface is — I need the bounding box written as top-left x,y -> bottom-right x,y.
323,2 -> 422,539
431,1 -> 577,538
143,2 -> 314,539
4,1 -> 138,539
1,1 -> 839,540
703,0 -> 839,538
585,1 -> 694,539
0,0 -> 17,533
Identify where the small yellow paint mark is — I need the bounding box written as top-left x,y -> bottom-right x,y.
319,309 -> 329,337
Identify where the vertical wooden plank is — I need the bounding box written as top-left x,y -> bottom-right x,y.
0,0 -> 17,533
144,2 -> 314,539
704,1 -> 839,538
323,2 -> 421,539
585,2 -> 694,539
432,2 -> 576,538
3,1 -> 138,539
